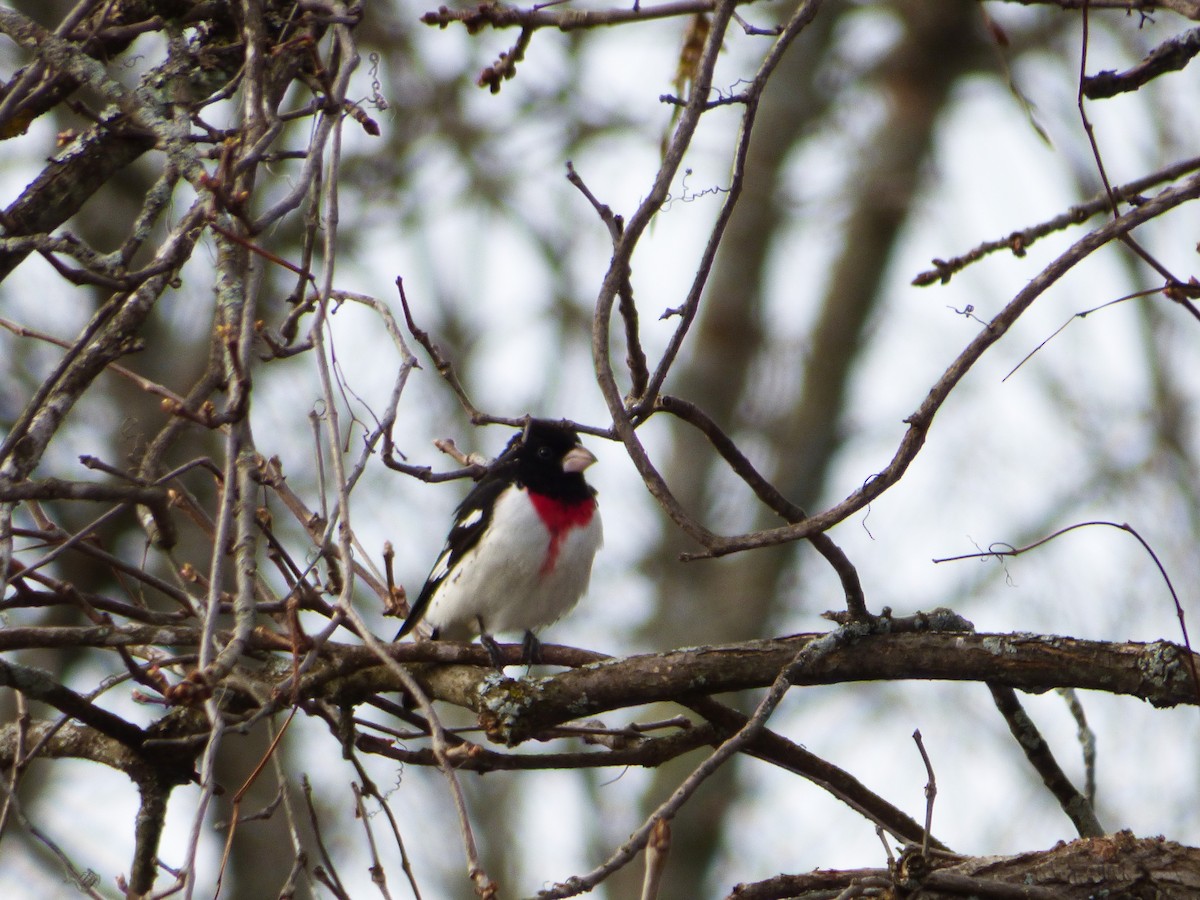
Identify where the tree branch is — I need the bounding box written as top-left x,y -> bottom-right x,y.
988,684 -> 1103,838
691,170 -> 1200,558
1083,27 -> 1200,97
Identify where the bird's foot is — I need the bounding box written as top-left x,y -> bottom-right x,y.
520,630 -> 542,666
480,632 -> 506,670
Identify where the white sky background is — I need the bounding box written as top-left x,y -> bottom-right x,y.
1,1 -> 1200,897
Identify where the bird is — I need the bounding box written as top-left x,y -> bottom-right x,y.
395,419 -> 603,665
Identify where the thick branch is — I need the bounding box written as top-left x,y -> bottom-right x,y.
0,719 -> 142,774
0,127 -> 154,283
6,627 -> 1195,733
996,0 -> 1200,20
0,477 -> 176,547
421,0 -> 723,31
0,657 -> 147,750
305,632 -> 1200,744
728,832 -> 1200,899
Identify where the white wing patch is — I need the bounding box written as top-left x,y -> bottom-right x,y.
456,508 -> 484,530
428,548 -> 452,583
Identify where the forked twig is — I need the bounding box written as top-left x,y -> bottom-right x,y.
988,684 -> 1103,838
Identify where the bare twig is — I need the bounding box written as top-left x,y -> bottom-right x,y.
351,783 -> 394,900
312,57 -> 497,891
1083,26 -> 1200,98
395,277 -> 504,426
303,775 -> 352,900
586,0 -> 840,561
686,695 -> 947,851
422,0 -> 722,32
1075,5 -> 1200,318
640,818 -> 671,900
912,730 -> 936,857
1057,688 -> 1097,806
0,777 -> 107,899
0,657 -> 147,750
1001,287 -> 1161,382
911,154 -> 1200,286
214,710 -> 297,896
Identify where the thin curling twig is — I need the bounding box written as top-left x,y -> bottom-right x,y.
934,519 -> 1200,703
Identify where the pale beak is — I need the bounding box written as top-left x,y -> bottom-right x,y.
562,445 -> 597,474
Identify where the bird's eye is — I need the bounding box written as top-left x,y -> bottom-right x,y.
536,446 -> 553,459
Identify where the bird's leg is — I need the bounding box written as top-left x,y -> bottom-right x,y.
477,617 -> 506,669
480,634 -> 507,669
520,630 -> 542,666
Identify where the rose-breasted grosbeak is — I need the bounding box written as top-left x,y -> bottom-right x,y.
395,420 -> 602,664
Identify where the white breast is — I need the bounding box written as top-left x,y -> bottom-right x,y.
423,487 -> 602,640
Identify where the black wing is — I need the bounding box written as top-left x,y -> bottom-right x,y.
394,476 -> 509,638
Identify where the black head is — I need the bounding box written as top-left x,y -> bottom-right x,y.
502,420 -> 596,499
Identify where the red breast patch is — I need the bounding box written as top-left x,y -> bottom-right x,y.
529,493 -> 596,575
